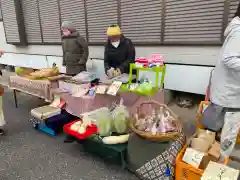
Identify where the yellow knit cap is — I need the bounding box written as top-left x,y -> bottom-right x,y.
107,25 -> 121,36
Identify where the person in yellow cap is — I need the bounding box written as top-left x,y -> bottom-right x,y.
104,25 -> 135,78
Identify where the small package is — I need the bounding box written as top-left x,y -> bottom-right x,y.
201,161 -> 239,180
107,81 -> 122,96
31,105 -> 61,120
191,130 -> 216,153
96,85 -> 108,94
71,84 -> 89,97
208,141 -> 221,160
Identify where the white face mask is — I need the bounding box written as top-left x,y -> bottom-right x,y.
111,41 -> 120,48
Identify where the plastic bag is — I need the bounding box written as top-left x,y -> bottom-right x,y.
112,99 -> 130,134
72,71 -> 97,83
136,82 -> 154,95
200,103 -> 225,132
83,107 -> 113,137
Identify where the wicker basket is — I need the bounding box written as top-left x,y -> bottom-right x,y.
129,100 -> 182,141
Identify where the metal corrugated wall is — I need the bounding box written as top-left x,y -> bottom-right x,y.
21,0 -> 42,43
120,0 -> 162,43
86,0 -> 118,43
1,0 -> 240,45
0,0 -> 21,43
38,0 -> 61,43
59,0 -> 87,39
164,0 -> 224,44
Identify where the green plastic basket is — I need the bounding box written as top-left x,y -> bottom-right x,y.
120,63 -> 166,96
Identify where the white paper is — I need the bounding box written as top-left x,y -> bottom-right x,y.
71,84 -> 88,97
201,161 -> 239,180
182,148 -> 205,169
96,85 -> 108,94
107,81 -> 122,96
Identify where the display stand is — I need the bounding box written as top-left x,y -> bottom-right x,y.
121,63 -> 166,96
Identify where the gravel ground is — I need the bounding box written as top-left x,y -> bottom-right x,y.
0,89 -> 138,180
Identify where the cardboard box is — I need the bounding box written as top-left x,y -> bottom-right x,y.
185,140 -> 221,170
208,141 -> 220,160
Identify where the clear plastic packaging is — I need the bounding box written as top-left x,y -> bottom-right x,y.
112,99 -> 130,134
82,107 -> 113,137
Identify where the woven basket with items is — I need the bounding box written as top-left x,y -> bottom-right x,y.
26,67 -> 59,80
16,67 -> 59,80
130,101 -> 182,141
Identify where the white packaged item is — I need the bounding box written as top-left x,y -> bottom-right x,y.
107,81 -> 122,96
182,148 -> 205,169
201,161 -> 239,180
71,84 -> 89,97
31,105 -> 61,120
96,85 -> 108,94
81,107 -> 110,124
72,71 -> 97,83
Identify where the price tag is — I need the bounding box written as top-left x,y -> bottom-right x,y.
96,85 -> 108,94
182,148 -> 205,168
71,84 -> 89,97
107,81 -> 122,96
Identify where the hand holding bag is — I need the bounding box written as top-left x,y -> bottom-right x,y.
199,69 -> 225,132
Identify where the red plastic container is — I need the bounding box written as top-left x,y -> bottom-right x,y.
63,120 -> 98,139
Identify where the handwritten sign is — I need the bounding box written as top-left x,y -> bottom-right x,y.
107,81 -> 122,96
96,85 -> 108,94
182,148 -> 205,168
71,84 -> 89,97
201,161 -> 239,180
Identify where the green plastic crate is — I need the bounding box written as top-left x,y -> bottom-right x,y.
80,135 -> 128,169
120,63 -> 166,96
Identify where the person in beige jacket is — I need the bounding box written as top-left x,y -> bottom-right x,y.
0,48 -> 5,135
